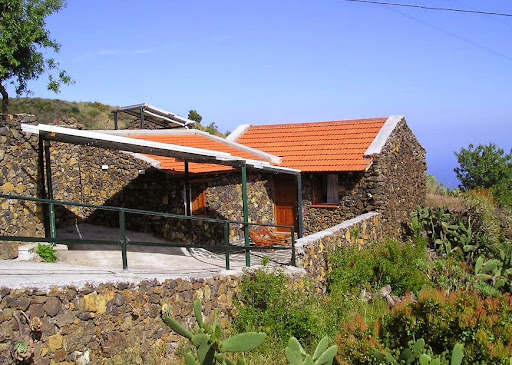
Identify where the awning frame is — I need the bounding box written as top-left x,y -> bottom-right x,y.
21,123 -> 305,260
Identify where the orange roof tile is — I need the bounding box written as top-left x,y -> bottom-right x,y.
130,133 -> 269,174
236,118 -> 387,172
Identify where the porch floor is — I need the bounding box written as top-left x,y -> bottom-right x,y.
0,223 -> 295,290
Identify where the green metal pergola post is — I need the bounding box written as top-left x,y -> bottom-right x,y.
297,173 -> 304,238
224,221 -> 230,270
241,163 -> 250,267
119,208 -> 128,270
114,111 -> 118,130
43,140 -> 57,246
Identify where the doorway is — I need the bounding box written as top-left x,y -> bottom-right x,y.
274,176 -> 298,232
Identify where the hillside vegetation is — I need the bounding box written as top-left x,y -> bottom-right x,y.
9,98 -> 226,136
9,97 -> 130,130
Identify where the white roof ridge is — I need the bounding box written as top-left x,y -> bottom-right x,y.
364,115 -> 404,156
193,129 -> 282,164
97,127 -> 282,165
226,124 -> 251,142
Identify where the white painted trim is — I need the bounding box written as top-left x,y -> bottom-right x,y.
245,160 -> 301,175
21,124 -> 231,158
364,115 -> 404,156
295,212 -> 380,247
122,152 -> 162,168
226,124 -> 251,142
94,129 -> 190,136
22,123 -> 301,175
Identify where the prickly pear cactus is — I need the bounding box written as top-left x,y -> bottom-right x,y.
161,299 -> 266,365
285,336 -> 338,365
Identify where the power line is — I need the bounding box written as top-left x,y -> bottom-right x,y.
341,0 -> 512,17
385,6 -> 512,63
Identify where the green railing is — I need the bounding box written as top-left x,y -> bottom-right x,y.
0,194 -> 296,270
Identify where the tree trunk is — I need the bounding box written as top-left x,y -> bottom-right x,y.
0,83 -> 8,124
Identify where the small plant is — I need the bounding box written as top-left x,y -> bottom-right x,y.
10,313 -> 34,363
350,227 -> 360,243
474,253 -> 512,290
384,338 -> 463,365
285,336 -> 338,365
37,243 -> 57,262
161,299 -> 266,365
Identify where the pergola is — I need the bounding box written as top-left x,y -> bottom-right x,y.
20,123 -> 304,266
111,103 -> 196,130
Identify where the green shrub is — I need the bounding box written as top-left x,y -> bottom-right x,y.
461,189 -> 503,245
380,288 -> 512,364
327,239 -> 429,296
384,338 -> 464,365
36,243 -> 57,262
235,268 -> 329,348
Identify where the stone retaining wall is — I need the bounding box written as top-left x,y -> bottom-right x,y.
0,274 -> 245,364
0,212 -> 379,363
296,212 -> 382,290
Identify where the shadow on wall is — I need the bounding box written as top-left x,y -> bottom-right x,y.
75,169 -> 277,246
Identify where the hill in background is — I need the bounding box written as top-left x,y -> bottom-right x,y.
9,98 -> 132,130
8,98 -> 226,136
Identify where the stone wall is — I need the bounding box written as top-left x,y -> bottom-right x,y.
90,171 -> 276,245
0,115 -> 276,248
0,115 -> 45,238
302,118 -> 426,237
296,212 -> 382,291
368,119 -> 427,236
302,172 -> 370,234
0,212 -> 378,364
0,274 -> 245,364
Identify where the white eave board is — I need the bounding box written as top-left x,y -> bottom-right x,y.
21,123 -> 233,164
21,123 -> 302,175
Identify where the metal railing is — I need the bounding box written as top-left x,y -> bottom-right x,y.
0,194 -> 296,270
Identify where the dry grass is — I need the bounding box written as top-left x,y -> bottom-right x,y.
425,193 -> 466,213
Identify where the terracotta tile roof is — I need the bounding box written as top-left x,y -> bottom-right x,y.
235,118 -> 387,172
129,133 -> 269,174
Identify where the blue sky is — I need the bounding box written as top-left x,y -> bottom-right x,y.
7,0 -> 512,187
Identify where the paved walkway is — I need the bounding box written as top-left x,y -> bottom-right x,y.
0,223 -> 295,290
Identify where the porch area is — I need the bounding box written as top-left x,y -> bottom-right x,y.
1,222 -> 295,289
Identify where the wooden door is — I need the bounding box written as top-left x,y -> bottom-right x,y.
274,176 -> 297,232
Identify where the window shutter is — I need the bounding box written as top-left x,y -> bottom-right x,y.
326,174 -> 339,204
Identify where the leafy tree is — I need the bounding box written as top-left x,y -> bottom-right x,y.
0,0 -> 73,120
454,143 -> 512,191
454,143 -> 512,207
187,109 -> 202,124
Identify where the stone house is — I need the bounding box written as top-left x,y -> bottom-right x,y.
228,115 -> 427,236
116,114 -> 426,238
1,113 -> 425,246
